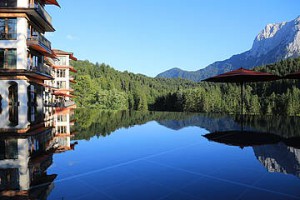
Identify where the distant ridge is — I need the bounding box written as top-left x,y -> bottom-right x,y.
157,16 -> 300,82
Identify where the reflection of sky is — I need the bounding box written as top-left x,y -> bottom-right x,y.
48,121 -> 300,200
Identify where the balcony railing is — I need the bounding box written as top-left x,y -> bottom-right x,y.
28,64 -> 52,77
0,1 -> 52,24
0,32 -> 17,40
29,3 -> 52,24
64,101 -> 76,107
28,33 -> 52,53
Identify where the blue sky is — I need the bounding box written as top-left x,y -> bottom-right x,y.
46,0 -> 299,77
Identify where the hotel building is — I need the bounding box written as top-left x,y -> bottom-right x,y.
0,0 -> 77,130
51,49 -> 77,108
0,0 -> 60,127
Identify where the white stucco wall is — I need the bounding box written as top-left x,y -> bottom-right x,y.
18,0 -> 29,8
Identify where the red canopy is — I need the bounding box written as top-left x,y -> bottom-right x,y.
45,0 -> 60,7
203,68 -> 280,115
284,71 -> 300,79
203,68 -> 280,83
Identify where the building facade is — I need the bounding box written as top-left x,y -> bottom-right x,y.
0,0 -> 60,128
0,0 -> 77,130
51,49 -> 77,108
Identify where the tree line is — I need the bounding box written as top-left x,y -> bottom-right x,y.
71,57 -> 300,116
72,60 -> 198,110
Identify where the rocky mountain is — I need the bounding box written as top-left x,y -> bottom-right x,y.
157,16 -> 300,82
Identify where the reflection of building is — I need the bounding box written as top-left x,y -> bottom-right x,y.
0,127 -> 56,199
53,107 -> 77,152
253,143 -> 300,178
0,107 -> 77,198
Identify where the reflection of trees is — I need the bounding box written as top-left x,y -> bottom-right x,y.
74,110 -> 300,141
74,109 -> 197,140
239,115 -> 300,138
160,114 -> 300,138
157,113 -> 242,132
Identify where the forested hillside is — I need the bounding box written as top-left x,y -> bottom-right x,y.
71,60 -> 198,110
72,57 -> 300,115
162,57 -> 300,115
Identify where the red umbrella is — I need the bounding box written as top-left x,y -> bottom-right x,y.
284,71 -> 300,79
44,0 -> 61,7
203,68 -> 280,115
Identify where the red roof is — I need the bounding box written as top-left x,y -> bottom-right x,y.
53,49 -> 77,61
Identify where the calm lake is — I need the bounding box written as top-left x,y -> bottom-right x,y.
1,110 -> 300,200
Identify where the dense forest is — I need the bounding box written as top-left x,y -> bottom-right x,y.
72,57 -> 300,115
71,60 -> 198,111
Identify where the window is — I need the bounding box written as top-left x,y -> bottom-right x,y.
0,49 -> 17,69
0,18 -> 17,40
0,139 -> 18,160
0,168 -> 19,191
0,0 -> 17,7
57,126 -> 67,134
57,115 -> 67,122
57,81 -> 67,89
8,82 -> 18,126
28,53 -> 43,70
55,56 -> 67,66
56,69 -> 66,78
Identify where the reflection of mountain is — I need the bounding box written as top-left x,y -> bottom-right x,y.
157,114 -> 243,132
253,144 -> 300,178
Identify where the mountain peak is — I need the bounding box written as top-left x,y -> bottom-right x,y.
156,16 -> 300,82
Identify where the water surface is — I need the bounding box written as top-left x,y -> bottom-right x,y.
1,110 -> 300,199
